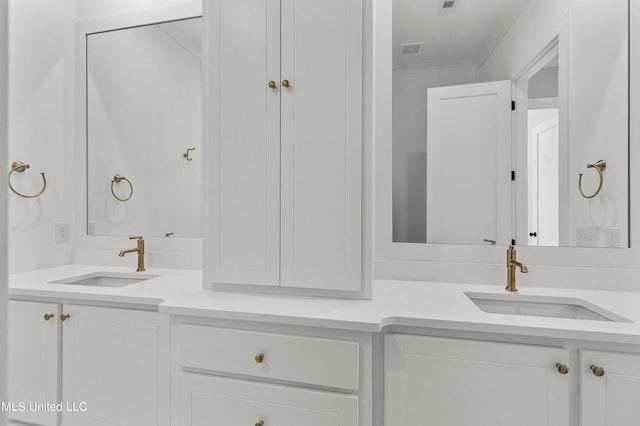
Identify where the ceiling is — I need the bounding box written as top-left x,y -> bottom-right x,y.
393,0 -> 532,70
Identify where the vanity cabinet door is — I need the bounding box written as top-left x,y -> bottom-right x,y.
177,373 -> 358,426
8,300 -> 60,426
279,0 -> 363,291
581,350 -> 640,425
60,305 -> 169,426
386,335 -> 570,426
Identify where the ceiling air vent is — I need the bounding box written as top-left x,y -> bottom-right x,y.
400,42 -> 424,56
442,0 -> 456,9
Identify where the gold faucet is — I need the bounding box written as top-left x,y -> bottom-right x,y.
119,236 -> 145,272
506,245 -> 528,292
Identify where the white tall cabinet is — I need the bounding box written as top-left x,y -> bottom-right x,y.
204,0 -> 366,294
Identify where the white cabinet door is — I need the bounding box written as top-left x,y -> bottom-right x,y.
280,0 -> 363,291
8,300 -> 60,426
581,350 -> 640,426
177,373 -> 358,426
206,0 -> 282,286
61,305 -> 169,426
386,335 -> 570,426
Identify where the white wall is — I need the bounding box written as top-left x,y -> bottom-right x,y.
0,0 -> 9,415
8,0 -> 76,273
481,0 -> 628,248
392,66 -> 480,243
78,0 -> 197,21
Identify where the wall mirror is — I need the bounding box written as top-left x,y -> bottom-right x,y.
392,0 -> 629,248
85,15 -> 202,238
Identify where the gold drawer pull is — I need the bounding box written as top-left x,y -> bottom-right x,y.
60,313 -> 71,322
281,79 -> 290,88
555,363 -> 569,375
255,353 -> 264,364
255,421 -> 264,426
591,365 -> 605,377
268,81 -> 276,89
43,313 -> 54,321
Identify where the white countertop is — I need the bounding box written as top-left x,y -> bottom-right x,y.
9,264 -> 640,344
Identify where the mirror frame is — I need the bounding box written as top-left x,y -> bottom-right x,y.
74,2 -> 203,266
374,0 -> 639,288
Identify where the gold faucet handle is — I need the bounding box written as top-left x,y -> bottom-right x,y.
129,236 -> 143,241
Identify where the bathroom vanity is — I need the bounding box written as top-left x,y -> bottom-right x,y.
8,265 -> 640,426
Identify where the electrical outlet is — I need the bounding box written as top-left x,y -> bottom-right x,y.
606,228 -> 620,248
576,226 -> 596,247
87,221 -> 96,236
55,222 -> 70,244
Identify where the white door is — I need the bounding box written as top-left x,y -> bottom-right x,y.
177,373 -> 358,425
386,335 -> 570,426
206,0 -> 281,286
280,0 -> 363,291
426,80 -> 512,245
8,300 -> 60,426
61,305 -> 169,426
581,350 -> 640,425
528,109 -> 559,246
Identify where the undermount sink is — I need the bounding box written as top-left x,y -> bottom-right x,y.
466,292 -> 630,323
49,272 -> 160,288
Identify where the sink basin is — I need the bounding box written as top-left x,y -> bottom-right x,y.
49,272 -> 160,288
466,292 -> 630,322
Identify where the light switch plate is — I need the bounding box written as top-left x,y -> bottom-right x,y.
576,226 -> 596,247
55,222 -> 70,244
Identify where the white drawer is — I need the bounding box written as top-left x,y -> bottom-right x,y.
177,324 -> 360,391
178,373 -> 359,426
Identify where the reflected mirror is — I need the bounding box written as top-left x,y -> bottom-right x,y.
86,17 -> 202,237
392,0 -> 628,248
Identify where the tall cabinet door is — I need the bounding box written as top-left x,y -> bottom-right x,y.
280,0 -> 363,291
581,350 -> 640,425
61,305 -> 170,426
206,0 -> 282,286
8,300 -> 60,426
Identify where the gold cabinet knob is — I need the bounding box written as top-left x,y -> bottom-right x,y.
281,79 -> 290,88
555,363 -> 569,375
255,421 -> 264,426
255,353 -> 265,364
43,313 -> 54,321
268,81 -> 276,89
60,313 -> 71,322
590,365 -> 605,377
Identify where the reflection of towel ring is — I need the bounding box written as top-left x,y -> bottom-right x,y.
578,160 -> 606,199
111,175 -> 133,201
8,161 -> 47,198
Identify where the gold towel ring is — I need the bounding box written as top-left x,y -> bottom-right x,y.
111,175 -> 133,201
8,161 -> 47,198
578,160 -> 606,199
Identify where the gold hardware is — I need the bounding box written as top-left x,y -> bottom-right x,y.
268,81 -> 276,89
256,421 -> 264,426
118,236 -> 146,272
111,175 -> 133,202
43,313 -> 54,321
506,245 -> 528,292
555,363 -> 569,375
183,147 -> 196,161
483,239 -> 496,245
60,313 -> 70,322
8,161 -> 47,198
255,353 -> 264,364
281,79 -> 290,88
590,365 -> 605,377
578,160 -> 606,199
